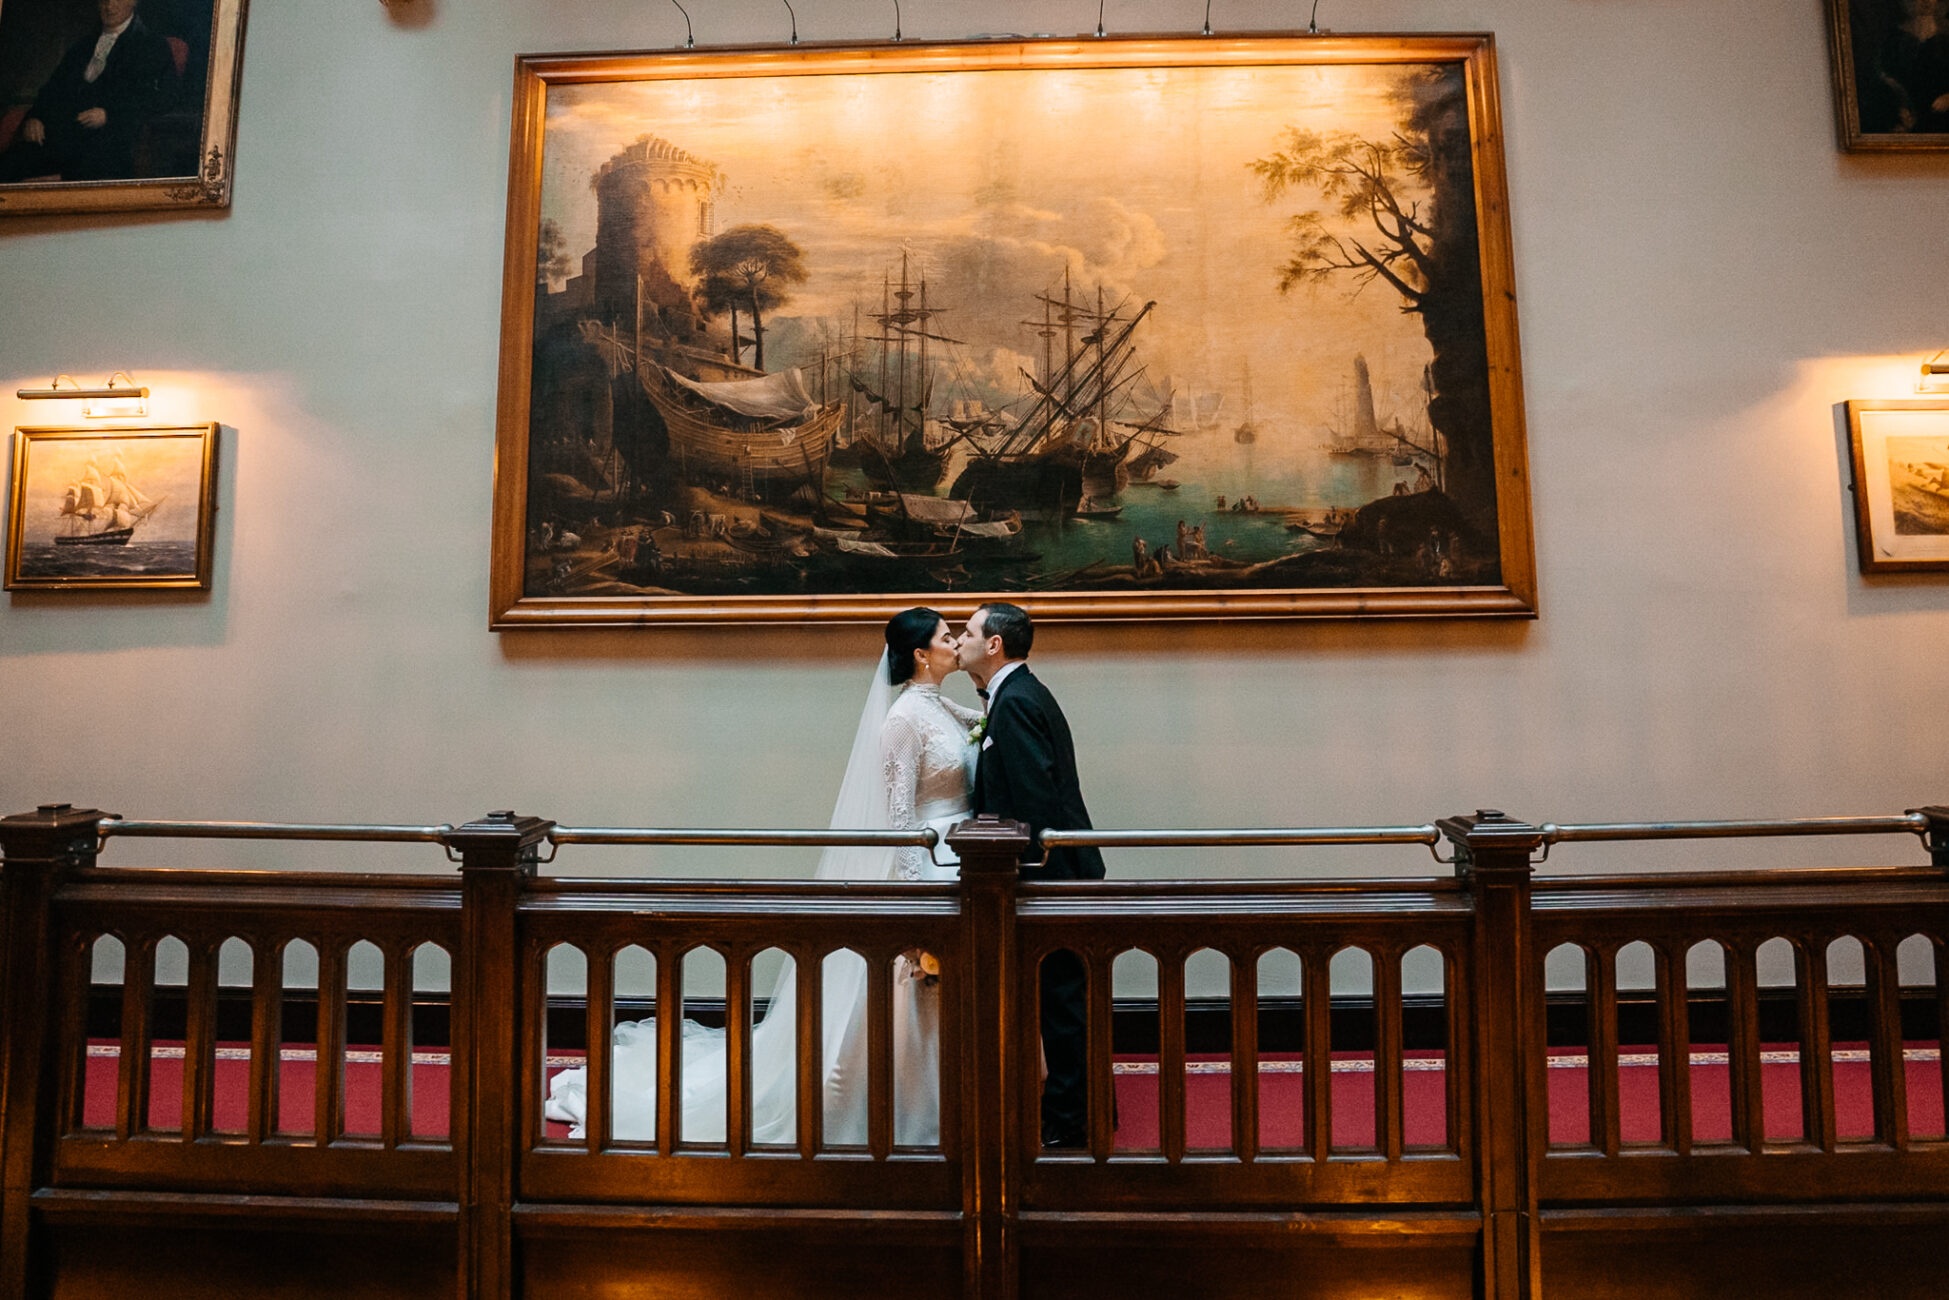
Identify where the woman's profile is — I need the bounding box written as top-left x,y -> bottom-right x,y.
543,607 -> 979,1146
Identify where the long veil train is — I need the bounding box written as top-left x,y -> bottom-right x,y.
544,651 -> 934,1145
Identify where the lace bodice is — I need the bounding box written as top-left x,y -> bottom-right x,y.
881,682 -> 981,879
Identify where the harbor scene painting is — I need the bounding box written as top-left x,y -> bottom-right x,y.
6,424 -> 219,589
490,37 -> 1535,625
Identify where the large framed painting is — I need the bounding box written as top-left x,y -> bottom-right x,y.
0,0 -> 248,214
1846,399 -> 1949,572
5,423 -> 219,588
489,35 -> 1536,627
1825,0 -> 1949,150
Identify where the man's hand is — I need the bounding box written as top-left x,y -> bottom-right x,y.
21,118 -> 45,144
76,108 -> 107,129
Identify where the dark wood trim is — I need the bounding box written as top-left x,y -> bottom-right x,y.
11,799 -> 1949,1300
92,985 -> 1940,1058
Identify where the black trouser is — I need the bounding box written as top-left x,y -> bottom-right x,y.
1038,947 -> 1088,1141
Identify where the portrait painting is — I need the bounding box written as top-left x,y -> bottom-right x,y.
5,423 -> 219,588
1845,400 -> 1949,571
1826,0 -> 1949,149
489,36 -> 1536,627
0,0 -> 247,214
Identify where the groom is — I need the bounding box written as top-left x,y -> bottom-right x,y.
955,601 -> 1104,1148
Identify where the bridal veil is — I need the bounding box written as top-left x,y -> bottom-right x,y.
547,651 -> 912,1144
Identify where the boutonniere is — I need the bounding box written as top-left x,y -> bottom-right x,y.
968,716 -> 989,744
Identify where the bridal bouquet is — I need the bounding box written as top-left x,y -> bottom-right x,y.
902,949 -> 941,987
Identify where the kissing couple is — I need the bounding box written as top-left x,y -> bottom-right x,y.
545,601 -> 1104,1150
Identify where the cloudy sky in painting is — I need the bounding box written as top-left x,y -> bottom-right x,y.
537,60 -> 1446,442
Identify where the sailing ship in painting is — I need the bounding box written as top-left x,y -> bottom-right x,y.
57,456 -> 162,546
639,365 -> 843,492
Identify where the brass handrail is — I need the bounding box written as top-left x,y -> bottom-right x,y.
1042,826 -> 1449,863
547,827 -> 938,847
1539,813 -> 1929,844
98,818 -> 454,843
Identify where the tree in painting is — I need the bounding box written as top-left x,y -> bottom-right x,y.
536,217 -> 572,290
689,224 -> 807,371
1252,67 -> 1495,529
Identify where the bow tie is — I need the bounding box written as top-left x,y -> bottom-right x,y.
976,687 -> 989,700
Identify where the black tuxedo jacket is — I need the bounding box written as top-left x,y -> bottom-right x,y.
971,665 -> 1105,881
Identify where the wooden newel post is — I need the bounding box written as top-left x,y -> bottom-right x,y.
1440,809 -> 1546,1300
948,815 -> 1033,1300
0,804 -> 105,1298
1914,806 -> 1949,872
449,810 -> 552,1300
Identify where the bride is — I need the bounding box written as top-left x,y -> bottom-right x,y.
544,607 -> 980,1147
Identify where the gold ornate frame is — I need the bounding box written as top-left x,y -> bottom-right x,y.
5,423 -> 220,589
1845,398 -> 1949,572
489,34 -> 1536,627
0,0 -> 248,215
1824,0 -> 1949,152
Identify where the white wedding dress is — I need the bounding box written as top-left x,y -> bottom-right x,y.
544,660 -> 978,1148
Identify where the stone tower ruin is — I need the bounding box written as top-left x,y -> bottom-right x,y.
591,134 -> 719,335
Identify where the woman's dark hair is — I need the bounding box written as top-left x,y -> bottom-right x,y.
885,606 -> 945,685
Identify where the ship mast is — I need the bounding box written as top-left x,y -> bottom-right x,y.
917,272 -> 930,450
878,271 -> 891,450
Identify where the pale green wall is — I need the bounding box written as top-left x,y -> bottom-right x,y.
3,0 -> 1946,920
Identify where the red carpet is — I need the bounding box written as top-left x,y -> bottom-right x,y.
87,1042 -> 1943,1150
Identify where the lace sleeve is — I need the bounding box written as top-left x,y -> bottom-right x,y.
939,696 -> 983,729
880,710 -> 927,881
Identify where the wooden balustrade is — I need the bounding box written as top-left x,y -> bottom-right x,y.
1,802 -> 1947,1299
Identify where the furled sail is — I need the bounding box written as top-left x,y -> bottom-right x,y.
665,367 -> 819,423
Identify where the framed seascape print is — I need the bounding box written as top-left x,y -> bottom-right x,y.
1825,0 -> 1949,150
5,423 -> 219,589
488,35 -> 1536,627
1846,399 -> 1949,572
0,0 -> 248,215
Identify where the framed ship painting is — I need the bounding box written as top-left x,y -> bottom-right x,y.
0,0 -> 249,215
5,423 -> 219,589
1846,399 -> 1949,572
1825,0 -> 1949,150
488,35 -> 1537,627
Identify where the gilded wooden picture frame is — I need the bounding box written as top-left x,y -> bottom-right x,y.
1846,399 -> 1949,572
5,423 -> 220,588
0,0 -> 248,215
489,35 -> 1536,627
1825,0 -> 1949,151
